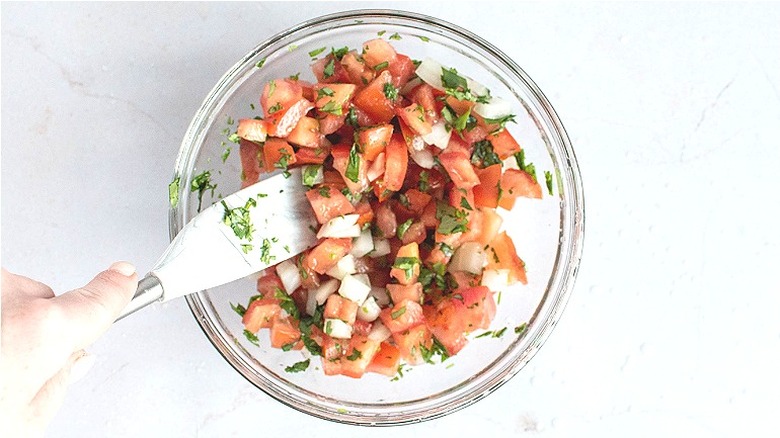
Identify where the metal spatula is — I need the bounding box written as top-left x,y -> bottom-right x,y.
118,167 -> 317,320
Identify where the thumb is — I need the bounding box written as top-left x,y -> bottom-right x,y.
52,262 -> 137,351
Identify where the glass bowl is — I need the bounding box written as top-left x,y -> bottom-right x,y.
172,9 -> 584,425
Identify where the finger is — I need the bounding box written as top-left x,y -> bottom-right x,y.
51,262 -> 137,351
26,350 -> 93,436
1,268 -> 56,300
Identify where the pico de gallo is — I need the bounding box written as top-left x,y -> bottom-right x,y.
227,35 -> 547,378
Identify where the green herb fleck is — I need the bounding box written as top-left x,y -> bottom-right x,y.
393,257 -> 420,279
230,302 -> 246,317
221,147 -> 231,163
345,143 -> 361,183
346,348 -> 363,361
435,201 -> 468,235
191,170 -> 217,212
259,238 -> 275,265
514,323 -> 528,335
320,100 -> 343,116
243,329 -> 259,346
318,186 -> 331,198
377,30 -> 386,36
471,140 -> 502,168
302,164 -> 322,187
317,87 -> 335,99
331,46 -> 349,60
308,46 -> 327,58
544,170 -> 553,195
288,44 -> 298,52
460,197 -> 473,211
241,243 -> 253,254
284,359 -> 310,373
397,218 -> 414,239
323,58 -> 335,79
346,106 -> 359,128
483,114 -> 517,134
418,35 -> 430,42
418,171 -> 430,192
168,175 -> 180,208
255,57 -> 267,68
383,82 -> 399,100
374,61 -> 389,71
391,306 -> 407,319
267,102 -> 283,115
268,80 -> 277,97
274,287 -> 300,320
221,197 -> 256,241
389,32 -> 402,41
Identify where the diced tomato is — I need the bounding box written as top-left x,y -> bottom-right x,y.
352,319 -> 372,337
317,112 -> 347,135
324,294 -> 359,325
462,124 -> 488,144
353,200 -> 374,227
296,253 -> 320,289
361,38 -> 397,69
262,138 -> 297,173
420,200 -> 438,229
380,299 -> 425,333
476,207 -> 503,246
256,272 -> 284,297
304,238 -> 353,274
486,231 -> 527,284
402,189 -> 432,215
396,103 -> 432,136
488,129 -> 522,159
237,118 -> 269,143
392,324 -> 432,365
498,168 -> 542,210
305,185 -> 355,224
331,143 -> 369,194
286,116 -> 322,148
366,342 -> 401,376
320,336 -> 344,376
352,70 -> 397,124
444,95 -> 474,117
399,220 -> 426,245
239,139 -> 262,187
313,83 -> 356,114
267,98 -> 315,138
387,282 -> 423,304
458,286 -> 497,331
242,298 -> 282,333
340,335 -> 382,378
382,133 -> 408,192
473,164 -> 501,208
270,316 -> 302,349
341,50 -> 375,86
358,124 -> 393,161
408,83 -> 438,117
312,55 -> 350,84
387,54 -> 416,88
372,179 -> 394,202
438,149 -> 480,190
424,300 -> 469,355
261,79 -> 303,119
390,242 -> 420,285
295,144 -> 330,164
374,202 -> 397,239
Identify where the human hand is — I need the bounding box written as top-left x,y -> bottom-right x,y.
0,263 -> 137,437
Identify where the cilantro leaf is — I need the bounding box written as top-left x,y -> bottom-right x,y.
284,359 -> 310,373
308,46 -> 327,58
323,58 -> 335,78
243,329 -> 259,346
191,170 -> 217,212
345,143 -> 361,183
470,140 -> 502,168
168,175 -> 180,208
544,170 -> 554,195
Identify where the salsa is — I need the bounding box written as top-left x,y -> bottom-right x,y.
230,36 -> 545,378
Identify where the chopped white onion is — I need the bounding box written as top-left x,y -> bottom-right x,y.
466,77 -> 489,97
369,238 -> 391,258
305,289 -> 318,316
275,259 -> 301,294
369,286 -> 391,307
338,273 -> 372,304
421,120 -> 451,150
368,320 -> 392,342
448,242 -> 487,275
474,96 -> 512,120
324,318 -> 353,339
400,77 -> 423,96
350,229 -> 375,258
357,296 -> 382,322
313,278 -> 340,305
410,148 -> 435,169
317,214 -> 361,238
367,152 -> 386,182
415,58 -> 445,91
326,254 -> 357,280
353,273 -> 371,288
481,268 -> 510,293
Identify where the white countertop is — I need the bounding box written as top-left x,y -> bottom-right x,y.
2,3 -> 779,437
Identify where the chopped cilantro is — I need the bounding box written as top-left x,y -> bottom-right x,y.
418,171 -> 430,192
435,201 -> 468,235
389,32 -> 402,40
267,102 -> 283,114
383,82 -> 399,100
323,58 -> 335,78
221,147 -> 231,163
441,67 -> 468,92
241,243 -> 253,254
308,46 -> 327,58
419,262 -> 447,291
168,175 -> 180,208
259,238 -> 275,265
221,197 -> 256,241
397,193 -> 411,208
483,114 -> 517,134
243,329 -> 259,346
346,106 -> 359,128
345,143 -> 361,183
374,61 -> 389,71
302,164 -> 322,187
318,186 -> 331,198
228,132 -> 240,143
268,80 -> 276,97
471,140 -> 502,168
544,170 -> 553,195
397,218 -> 414,239
255,57 -> 267,68
274,287 -> 300,320
393,257 -> 420,279
284,359 -> 310,373
317,87 -> 335,99
514,322 -> 528,335
191,170 -> 217,212
418,35 -> 430,42
288,72 -> 300,80
281,342 -> 295,352
420,337 -> 450,364
230,302 -> 246,317
377,30 -> 386,36
320,100 -> 343,116
460,197 -> 473,211
493,327 -> 508,338
391,306 -> 407,319
346,349 -> 363,361
331,46 -> 349,60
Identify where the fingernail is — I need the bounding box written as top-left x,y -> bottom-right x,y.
70,353 -> 96,384
109,261 -> 136,276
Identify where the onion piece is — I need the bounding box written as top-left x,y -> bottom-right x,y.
474,96 -> 512,120
338,273 -> 372,304
305,289 -> 318,316
301,164 -> 323,186
326,254 -> 357,280
357,296 -> 381,322
466,77 -> 489,98
368,320 -> 392,342
317,214 -> 361,238
448,242 -> 487,275
275,259 -> 302,294
420,120 -> 451,150
481,268 -> 510,293
366,152 -> 386,182
400,77 -> 423,96
410,148 -> 435,169
312,278 -> 339,305
324,318 -> 352,339
350,229 -> 374,258
414,58 -> 445,91
352,273 -> 371,288
369,238 -> 391,258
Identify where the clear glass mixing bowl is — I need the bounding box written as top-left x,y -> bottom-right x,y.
171,9 -> 584,425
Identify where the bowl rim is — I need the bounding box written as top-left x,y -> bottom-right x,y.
175,8 -> 585,426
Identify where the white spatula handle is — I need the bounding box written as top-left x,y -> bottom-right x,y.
116,275 -> 164,320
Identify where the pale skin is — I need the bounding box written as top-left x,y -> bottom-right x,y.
0,262 -> 137,437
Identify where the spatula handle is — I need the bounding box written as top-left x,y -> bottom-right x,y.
116,275 -> 164,321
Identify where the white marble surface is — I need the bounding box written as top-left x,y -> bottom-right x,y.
2,2 -> 779,437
